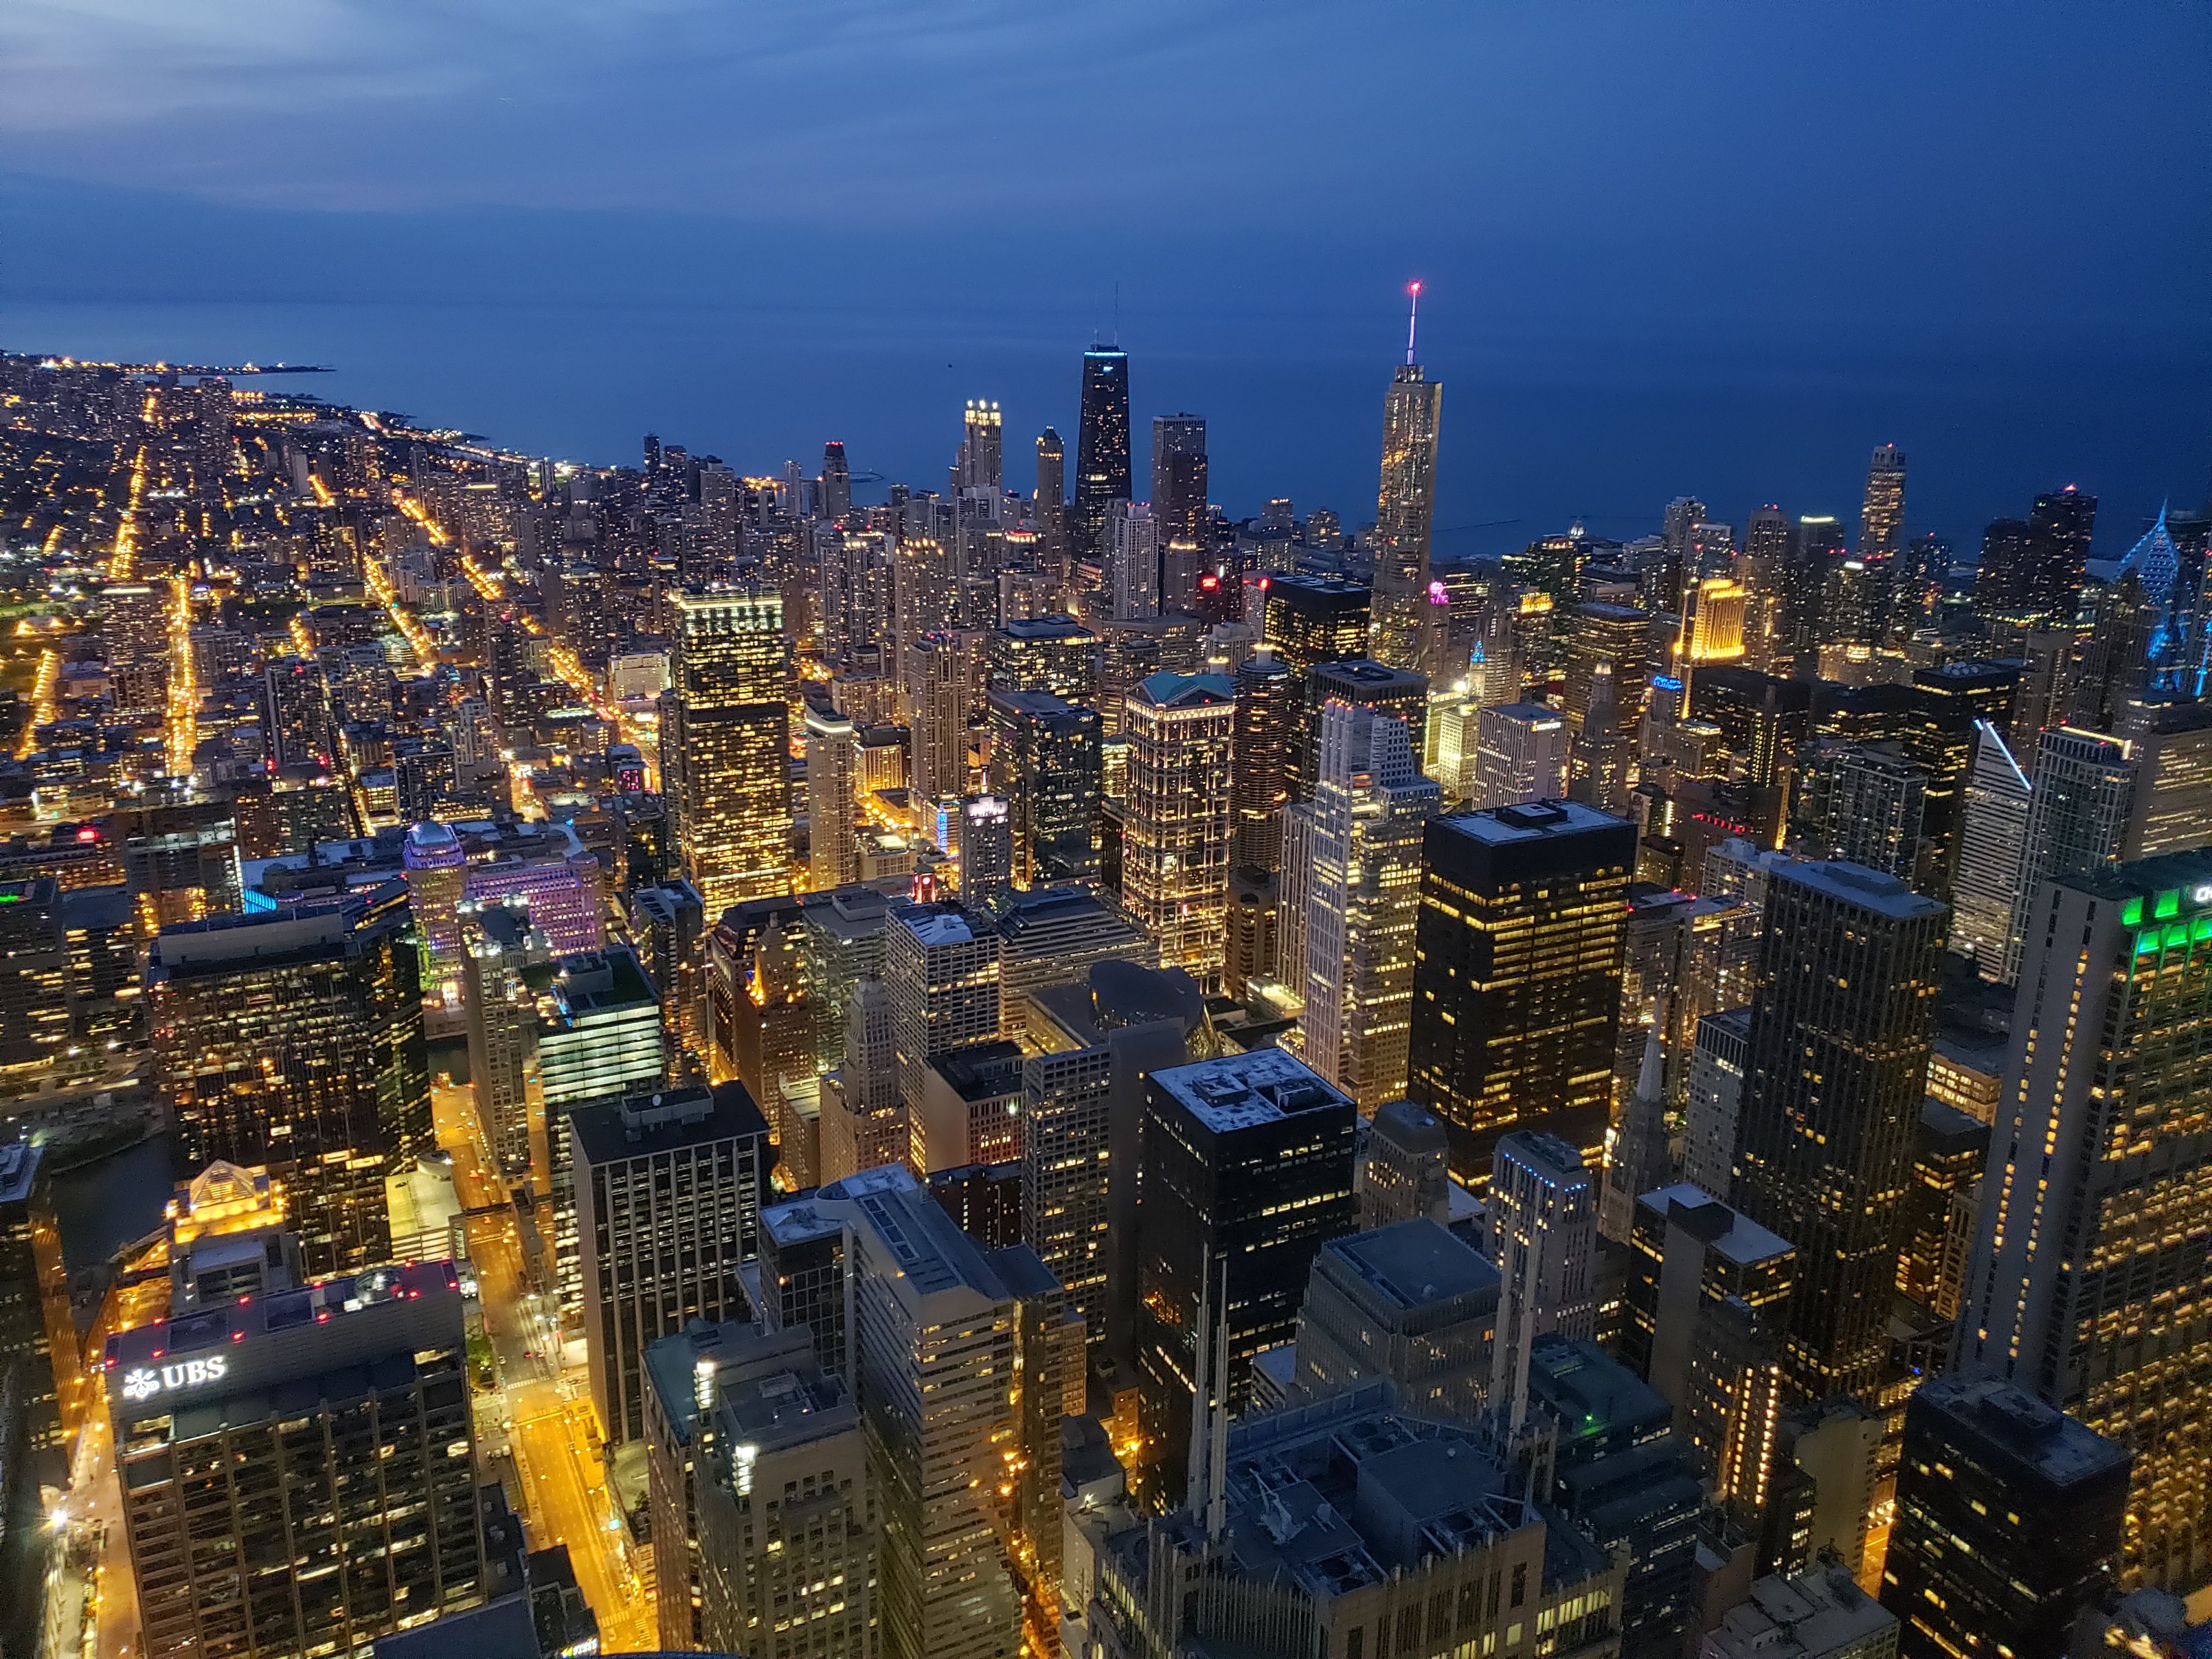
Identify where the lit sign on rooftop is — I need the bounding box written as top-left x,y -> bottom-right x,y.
120,1356 -> 228,1402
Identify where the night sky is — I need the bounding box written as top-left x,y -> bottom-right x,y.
4,2 -> 2207,557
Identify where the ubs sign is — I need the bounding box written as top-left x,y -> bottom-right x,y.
120,1356 -> 229,1403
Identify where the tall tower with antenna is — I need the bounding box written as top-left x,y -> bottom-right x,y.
1371,283 -> 1445,674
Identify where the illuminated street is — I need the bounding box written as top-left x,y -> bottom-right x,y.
430,1081 -> 655,1652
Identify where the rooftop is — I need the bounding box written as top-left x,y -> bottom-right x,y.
567,1081 -> 769,1168
1913,1370 -> 2130,1487
1440,798 -> 1632,846
1319,1219 -> 1499,1316
1152,1047 -> 1351,1134
1636,1183 -> 1795,1267
1771,855 -> 1948,920
1708,1564 -> 1898,1659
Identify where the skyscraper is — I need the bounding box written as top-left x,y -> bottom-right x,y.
1858,443 -> 1906,568
1960,850 -> 2212,1585
1229,646 -> 1295,870
907,627 -> 979,809
148,892 -> 426,1276
957,792 -> 1012,912
1106,498 -> 1160,620
1074,345 -> 1131,561
1150,412 -> 1208,551
985,690 -> 1102,884
569,1081 -> 769,1445
1120,672 -> 1235,986
1950,720 -> 2031,978
2001,726 -> 2137,982
803,702 -> 861,890
883,901 -> 1002,1127
107,1199 -> 484,1659
1294,700 -> 1441,1109
1261,572 -> 1372,679
1791,740 -> 1928,881
1488,1131 -> 1599,1429
956,398 -> 1002,491
1881,1374 -> 2129,1659
664,586 -> 795,913
1733,859 -> 1946,1404
1406,800 -> 1637,1182
819,438 -> 852,520
1471,702 -> 1571,808
1034,426 -> 1066,576
1134,1048 -> 1356,1498
1371,285 -> 1444,672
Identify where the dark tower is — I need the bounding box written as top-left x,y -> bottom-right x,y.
819,441 -> 851,522
1035,427 -> 1067,578
1150,413 -> 1208,549
1074,346 -> 1131,563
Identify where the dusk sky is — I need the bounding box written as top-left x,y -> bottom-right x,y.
4,2 -> 2207,556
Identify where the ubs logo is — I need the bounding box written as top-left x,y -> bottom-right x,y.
121,1356 -> 228,1402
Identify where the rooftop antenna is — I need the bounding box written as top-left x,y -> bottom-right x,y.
1114,280 -> 1121,348
1406,280 -> 1423,366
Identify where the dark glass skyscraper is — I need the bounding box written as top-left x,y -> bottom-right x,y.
1149,412 -> 1207,549
1034,425 -> 1066,574
1074,346 -> 1130,562
1733,858 -> 1945,1406
1405,800 -> 1636,1183
1372,291 -> 1444,673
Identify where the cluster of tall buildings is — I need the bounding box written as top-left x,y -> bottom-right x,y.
1,299 -> 2210,1659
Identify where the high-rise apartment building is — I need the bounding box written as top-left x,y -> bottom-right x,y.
2125,701 -> 2212,858
1471,702 -> 1571,809
1961,850 -> 2212,1585
2001,726 -> 2137,981
1135,1048 -> 1356,1499
569,1081 -> 769,1444
148,891 -> 426,1275
985,614 -> 1098,705
460,896 -> 547,1186
664,586 -> 794,913
1487,1131 -> 1599,1429
803,703 -> 861,889
1293,701 -> 1440,1109
106,1213 -> 484,1659
1074,346 -> 1131,562
1407,800 -> 1636,1182
1371,294 -> 1444,672
1120,672 -> 1235,986
1791,740 -> 1928,881
1881,1374 -> 2129,1659
1734,859 -> 1945,1404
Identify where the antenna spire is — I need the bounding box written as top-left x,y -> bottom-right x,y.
1406,280 -> 1422,366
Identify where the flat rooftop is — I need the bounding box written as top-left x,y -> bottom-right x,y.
1152,1047 -> 1350,1133
1440,798 -> 1632,846
1323,1219 -> 1498,1313
1771,855 -> 1948,920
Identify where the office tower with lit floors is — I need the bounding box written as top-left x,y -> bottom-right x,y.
1487,1131 -> 1599,1429
105,1199 -> 484,1659
148,890 -> 427,1276
883,902 -> 1002,1162
1371,285 -> 1444,672
1881,1373 -> 2128,1659
985,691 -> 1102,884
1950,721 -> 2031,979
1470,702 -> 1571,809
1291,700 -> 1441,1110
1074,345 -> 1131,561
1733,859 -> 1945,1407
2001,726 -> 2137,980
1034,427 -> 1066,575
1960,850 -> 2212,1588
664,586 -> 796,913
0,1138 -> 72,1659
803,703 -> 862,889
1120,672 -> 1235,988
666,1322 -> 878,1659
1406,800 -> 1635,1183
568,1080 -> 769,1445
1134,1047 -> 1356,1500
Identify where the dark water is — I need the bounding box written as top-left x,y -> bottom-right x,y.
47,1132 -> 173,1271
5,295 -> 2206,564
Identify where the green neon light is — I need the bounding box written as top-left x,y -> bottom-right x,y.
2157,890 -> 2181,920
2123,898 -> 2145,927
